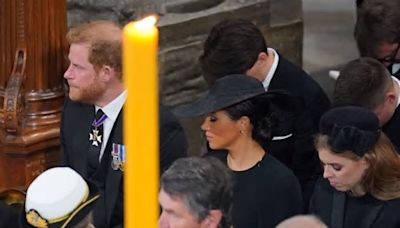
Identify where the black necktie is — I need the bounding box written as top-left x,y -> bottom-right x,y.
88,109 -> 106,175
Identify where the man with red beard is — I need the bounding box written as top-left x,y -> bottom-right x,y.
61,20 -> 187,228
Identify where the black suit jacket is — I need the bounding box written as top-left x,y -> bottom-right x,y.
383,105 -> 400,152
268,56 -> 330,186
60,98 -> 187,227
310,178 -> 400,228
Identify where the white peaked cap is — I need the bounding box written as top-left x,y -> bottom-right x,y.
25,167 -> 89,221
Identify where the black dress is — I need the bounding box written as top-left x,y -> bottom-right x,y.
229,154 -> 303,228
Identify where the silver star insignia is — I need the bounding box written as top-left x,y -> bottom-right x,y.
89,129 -> 102,146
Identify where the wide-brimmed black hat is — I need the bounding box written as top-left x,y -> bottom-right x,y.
20,167 -> 100,228
174,74 -> 267,116
319,106 -> 381,156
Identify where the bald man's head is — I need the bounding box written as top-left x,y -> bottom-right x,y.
276,215 -> 327,228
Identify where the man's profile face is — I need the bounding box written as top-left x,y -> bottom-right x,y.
64,43 -> 106,103
376,41 -> 400,67
158,189 -> 204,228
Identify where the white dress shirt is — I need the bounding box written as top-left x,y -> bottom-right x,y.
262,48 -> 279,91
95,90 -> 127,160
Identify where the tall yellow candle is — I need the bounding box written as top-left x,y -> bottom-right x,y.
123,16 -> 159,228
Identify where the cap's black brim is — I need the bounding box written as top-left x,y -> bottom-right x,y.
20,179 -> 99,228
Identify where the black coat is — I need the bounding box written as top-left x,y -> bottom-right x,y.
383,105 -> 400,152
0,202 -> 19,227
310,178 -> 400,228
60,98 -> 187,227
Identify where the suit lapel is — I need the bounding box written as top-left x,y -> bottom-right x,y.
104,111 -> 123,224
77,105 -> 96,177
331,191 -> 346,228
330,192 -> 383,228
268,55 -> 289,90
360,198 -> 383,228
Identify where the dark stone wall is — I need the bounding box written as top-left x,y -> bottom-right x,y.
67,0 -> 164,27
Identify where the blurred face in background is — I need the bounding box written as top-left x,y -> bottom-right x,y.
376,41 -> 400,67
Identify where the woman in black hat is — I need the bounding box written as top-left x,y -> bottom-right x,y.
310,106 -> 400,228
175,74 -> 303,228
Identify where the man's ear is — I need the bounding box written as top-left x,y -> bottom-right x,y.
246,51 -> 271,81
252,52 -> 268,68
386,91 -> 397,104
258,52 -> 268,61
202,210 -> 223,228
99,65 -> 113,82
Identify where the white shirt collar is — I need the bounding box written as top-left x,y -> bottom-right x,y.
262,48 -> 279,91
392,63 -> 400,75
95,90 -> 127,122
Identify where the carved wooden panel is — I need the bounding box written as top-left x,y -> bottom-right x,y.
0,0 -> 67,190
0,144 -> 60,191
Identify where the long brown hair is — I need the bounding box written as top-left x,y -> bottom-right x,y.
362,134 -> 400,200
315,133 -> 400,200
